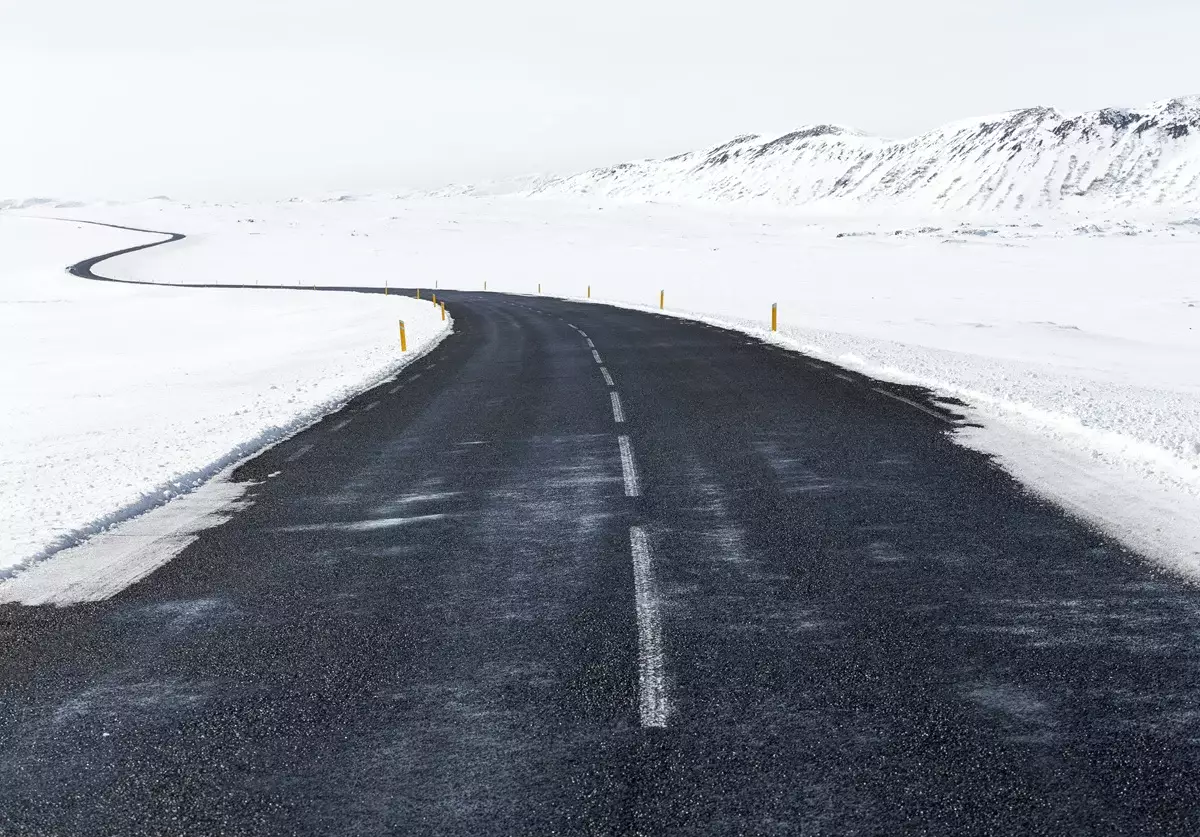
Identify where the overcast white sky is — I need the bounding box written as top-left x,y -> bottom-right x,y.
2,1 -> 1197,200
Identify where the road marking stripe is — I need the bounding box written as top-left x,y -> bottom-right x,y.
285,444 -> 315,462
592,349 -> 603,364
630,526 -> 668,728
330,419 -> 352,433
388,385 -> 403,395
834,372 -> 853,382
872,387 -> 955,424
618,435 -> 641,497
409,373 -> 422,381
600,367 -> 615,387
578,331 -> 588,338
363,401 -> 379,412
586,338 -> 595,348
610,392 -> 626,423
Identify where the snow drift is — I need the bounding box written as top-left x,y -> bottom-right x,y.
528,95 -> 1200,213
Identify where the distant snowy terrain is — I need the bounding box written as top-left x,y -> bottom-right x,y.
528,95 -> 1200,213
0,215 -> 447,576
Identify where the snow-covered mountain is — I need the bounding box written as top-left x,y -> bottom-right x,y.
527,96 -> 1200,213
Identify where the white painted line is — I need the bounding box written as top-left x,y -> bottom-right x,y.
610,392 -> 626,423
592,349 -> 603,364
285,443 -> 315,462
833,373 -> 853,382
362,400 -> 379,412
568,324 -> 579,331
806,362 -> 823,370
618,435 -> 641,497
578,331 -> 588,338
388,385 -> 402,395
330,419 -> 352,433
873,387 -> 954,424
600,367 -> 615,387
586,338 -> 595,348
630,526 -> 668,728
409,373 -> 423,381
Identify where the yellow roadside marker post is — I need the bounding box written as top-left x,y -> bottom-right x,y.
484,280 -> 488,291
398,320 -> 407,351
660,290 -> 665,310
587,285 -> 591,299
771,303 -> 778,332
384,280 -> 388,295
441,301 -> 446,321
416,288 -> 421,300
432,293 -> 437,305
538,283 -> 542,294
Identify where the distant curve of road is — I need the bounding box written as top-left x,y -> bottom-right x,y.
61,218 -> 187,282
0,221 -> 1198,835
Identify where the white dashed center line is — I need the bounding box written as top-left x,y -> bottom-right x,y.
629,526 -> 668,728
834,372 -> 853,382
610,392 -> 626,423
617,435 -> 641,497
330,419 -> 352,433
590,337 -> 668,727
388,385 -> 403,395
586,338 -> 595,348
363,401 -> 379,412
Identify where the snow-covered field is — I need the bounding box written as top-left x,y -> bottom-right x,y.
50,195 -> 1199,579
5,173 -> 1198,587
0,214 -> 447,576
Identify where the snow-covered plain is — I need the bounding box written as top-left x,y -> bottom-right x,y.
1,214 -> 447,576
47,194 -> 1200,579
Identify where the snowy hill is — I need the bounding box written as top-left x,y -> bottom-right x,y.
527,96 -> 1200,213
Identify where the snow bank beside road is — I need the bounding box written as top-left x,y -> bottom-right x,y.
0,215 -> 446,575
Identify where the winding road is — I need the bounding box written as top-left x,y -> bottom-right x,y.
1,225 -> 1198,834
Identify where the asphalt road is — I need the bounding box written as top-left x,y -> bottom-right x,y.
1,229 -> 1199,834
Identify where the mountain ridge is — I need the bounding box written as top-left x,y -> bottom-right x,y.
526,95 -> 1200,212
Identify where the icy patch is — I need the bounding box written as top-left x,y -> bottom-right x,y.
276,514 -> 448,533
